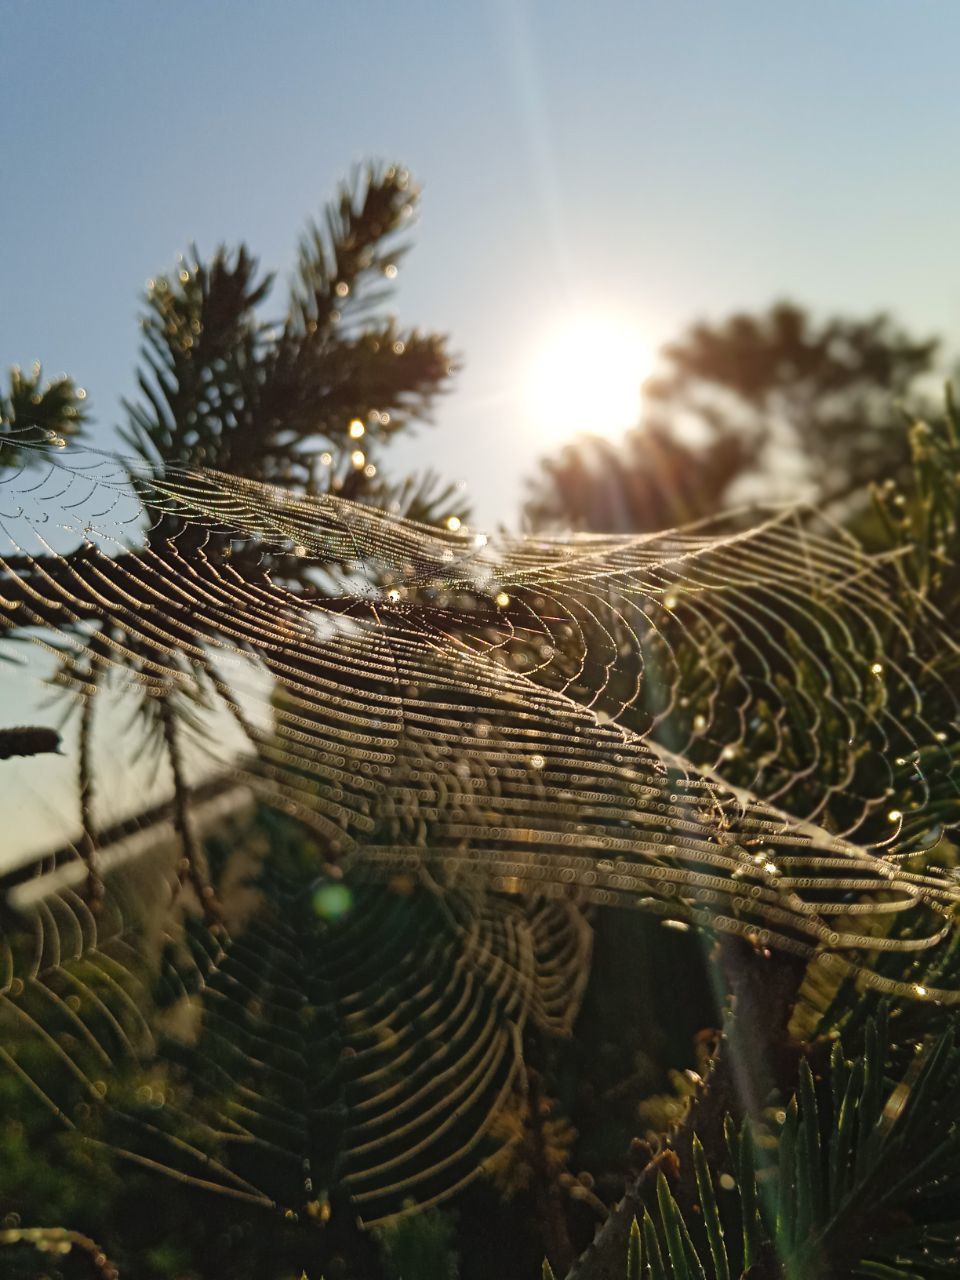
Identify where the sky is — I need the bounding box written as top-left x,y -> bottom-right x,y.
4,0 -> 960,532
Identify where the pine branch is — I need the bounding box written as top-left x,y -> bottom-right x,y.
571,1014 -> 960,1279
0,363 -> 90,466
568,940 -> 808,1280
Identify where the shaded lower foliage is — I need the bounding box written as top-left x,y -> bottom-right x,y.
557,1012 -> 960,1279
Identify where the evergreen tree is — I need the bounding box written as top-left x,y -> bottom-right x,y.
122,162 -> 458,514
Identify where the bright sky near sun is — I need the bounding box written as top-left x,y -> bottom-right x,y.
4,1 -> 960,527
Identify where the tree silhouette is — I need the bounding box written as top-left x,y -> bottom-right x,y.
645,301 -> 938,505
524,425 -> 757,533
526,301 -> 939,534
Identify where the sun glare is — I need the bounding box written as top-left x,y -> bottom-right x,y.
526,312 -> 654,441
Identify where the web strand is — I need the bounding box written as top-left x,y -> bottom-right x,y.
1,438 -> 958,1220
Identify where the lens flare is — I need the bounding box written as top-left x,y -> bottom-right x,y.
526,312 -> 654,441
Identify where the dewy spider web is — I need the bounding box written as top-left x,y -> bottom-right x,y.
0,437 -> 959,1223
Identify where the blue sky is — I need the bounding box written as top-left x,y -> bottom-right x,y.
3,1 -> 960,526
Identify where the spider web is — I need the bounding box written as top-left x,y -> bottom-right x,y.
0,437 -> 958,1223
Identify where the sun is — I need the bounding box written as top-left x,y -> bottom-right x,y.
525,312 -> 655,441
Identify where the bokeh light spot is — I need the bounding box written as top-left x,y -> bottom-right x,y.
312,882 -> 354,922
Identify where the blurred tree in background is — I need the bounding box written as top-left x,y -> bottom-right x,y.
524,424 -> 758,533
526,301 -> 939,533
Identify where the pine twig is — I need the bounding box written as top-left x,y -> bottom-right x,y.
567,939 -> 808,1280
0,1225 -> 119,1278
158,694 -> 222,929
77,688 -> 105,910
